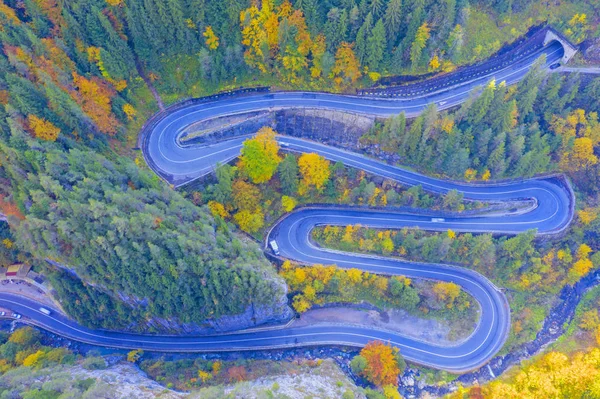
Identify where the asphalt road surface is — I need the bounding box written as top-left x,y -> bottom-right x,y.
0,40 -> 574,373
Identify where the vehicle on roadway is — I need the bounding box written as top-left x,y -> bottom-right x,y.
0,311 -> 5,316
270,240 -> 280,256
549,62 -> 561,70
39,307 -> 51,315
11,313 -> 21,319
431,218 -> 445,222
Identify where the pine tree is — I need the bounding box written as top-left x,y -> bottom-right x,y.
366,19 -> 386,71
383,0 -> 402,43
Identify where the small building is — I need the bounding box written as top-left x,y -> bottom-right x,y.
3,263 -> 31,278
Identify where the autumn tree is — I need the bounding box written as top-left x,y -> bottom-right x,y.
410,23 -> 430,71
331,42 -> 361,87
9,327 -> 39,346
234,209 -> 265,233
567,243 -> 595,284
203,26 -> 219,50
281,195 -> 297,212
232,179 -> 261,211
354,341 -> 403,387
447,347 -> 600,399
127,349 -> 143,363
561,137 -> 598,172
227,366 -> 247,382
238,127 -> 282,184
432,281 -> 461,309
298,152 -> 331,194
27,115 -> 60,141
71,73 -> 119,135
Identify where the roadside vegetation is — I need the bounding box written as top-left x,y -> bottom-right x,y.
196,127 -> 479,237
0,327 -> 74,374
312,223 -> 600,352
280,260 -> 477,339
350,341 -> 406,399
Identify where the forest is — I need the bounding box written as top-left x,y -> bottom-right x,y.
0,0 -> 599,396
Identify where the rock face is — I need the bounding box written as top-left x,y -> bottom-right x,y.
181,108 -> 376,148
207,279 -> 294,332
143,276 -> 293,334
582,37 -> 600,62
274,108 -> 375,146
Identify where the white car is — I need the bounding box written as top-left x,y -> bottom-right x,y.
11,313 -> 21,319
431,218 -> 445,223
0,311 -> 5,316
270,240 -> 280,256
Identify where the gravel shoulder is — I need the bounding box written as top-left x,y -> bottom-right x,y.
293,306 -> 474,346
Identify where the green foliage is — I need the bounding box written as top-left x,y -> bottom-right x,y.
364,73 -> 600,186
0,144 -> 284,329
278,154 -> 299,196
350,355 -> 367,374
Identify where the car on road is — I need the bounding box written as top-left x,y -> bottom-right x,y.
0,311 -> 5,316
549,63 -> 561,70
280,142 -> 290,148
270,240 -> 280,256
431,218 -> 445,223
11,313 -> 21,319
39,307 -> 51,315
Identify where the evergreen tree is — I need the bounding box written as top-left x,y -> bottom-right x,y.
366,19 -> 386,71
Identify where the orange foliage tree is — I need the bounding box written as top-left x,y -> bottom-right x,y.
357,341 -> 402,387
331,42 -> 361,87
71,73 -> 119,135
227,365 -> 247,382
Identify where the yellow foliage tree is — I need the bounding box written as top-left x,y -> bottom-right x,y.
122,104 -> 136,121
233,209 -> 264,233
298,152 -> 330,193
448,347 -> 600,399
481,169 -> 491,181
432,282 -> 461,309
203,26 -> 219,50
568,243 -> 595,283
292,294 -> 311,313
127,349 -> 143,363
464,168 -> 477,181
27,115 -> 60,141
212,360 -> 222,375
561,137 -> 598,172
578,208 -> 598,225
207,201 -> 229,218
281,195 -> 297,212
22,350 -> 46,368
428,55 -> 440,71
198,370 -> 212,383
239,127 -> 282,184
383,385 -> 403,399
358,341 -> 402,387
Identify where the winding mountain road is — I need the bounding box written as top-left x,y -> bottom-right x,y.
0,39 -> 575,373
